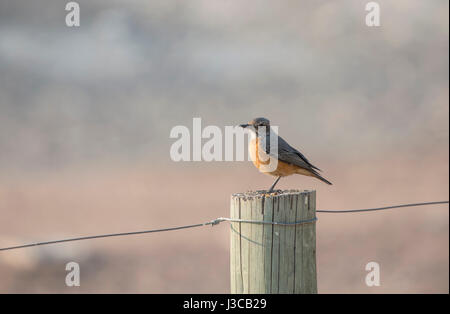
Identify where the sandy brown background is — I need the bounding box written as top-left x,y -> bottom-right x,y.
0,0 -> 448,293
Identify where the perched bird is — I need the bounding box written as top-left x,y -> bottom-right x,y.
240,117 -> 332,192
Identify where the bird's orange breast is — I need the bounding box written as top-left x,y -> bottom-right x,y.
249,138 -> 269,169
249,138 -> 311,177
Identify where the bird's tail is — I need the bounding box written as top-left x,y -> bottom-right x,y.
312,171 -> 332,185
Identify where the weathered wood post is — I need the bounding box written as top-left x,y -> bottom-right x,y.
230,190 -> 317,294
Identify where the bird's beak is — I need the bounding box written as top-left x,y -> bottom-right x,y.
239,123 -> 250,128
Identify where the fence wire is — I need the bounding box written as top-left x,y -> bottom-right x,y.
0,200 -> 448,252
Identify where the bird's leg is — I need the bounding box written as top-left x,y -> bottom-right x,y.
268,176 -> 281,193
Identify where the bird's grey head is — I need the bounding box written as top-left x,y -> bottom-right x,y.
240,117 -> 270,130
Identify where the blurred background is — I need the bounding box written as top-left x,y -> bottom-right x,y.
0,0 -> 448,293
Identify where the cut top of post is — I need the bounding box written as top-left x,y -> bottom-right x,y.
232,189 -> 315,200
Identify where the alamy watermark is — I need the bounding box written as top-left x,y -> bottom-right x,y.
65,2 -> 80,27
365,2 -> 380,27
169,118 -> 279,172
365,262 -> 380,287
65,262 -> 80,287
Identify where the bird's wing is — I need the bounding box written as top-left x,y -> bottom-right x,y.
267,134 -> 322,172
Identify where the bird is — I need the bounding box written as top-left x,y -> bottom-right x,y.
239,117 -> 332,192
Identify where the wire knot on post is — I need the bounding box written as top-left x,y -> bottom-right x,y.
208,218 -> 224,226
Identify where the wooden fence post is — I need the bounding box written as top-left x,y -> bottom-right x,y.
230,190 -> 317,294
